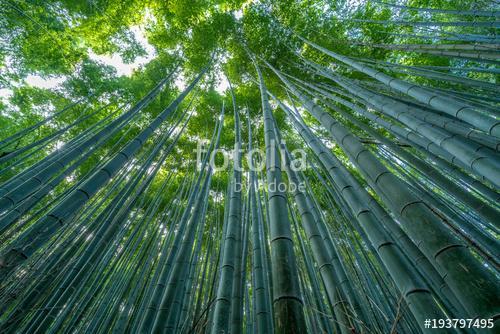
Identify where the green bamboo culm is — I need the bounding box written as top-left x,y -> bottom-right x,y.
211,78 -> 243,334
266,60 -> 500,321
254,59 -> 307,334
0,66 -> 206,279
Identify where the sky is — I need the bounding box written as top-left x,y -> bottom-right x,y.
88,26 -> 156,77
1,24 -> 230,103
1,26 -> 156,103
215,73 -> 229,92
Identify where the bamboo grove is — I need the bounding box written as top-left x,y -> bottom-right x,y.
0,0 -> 499,333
